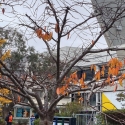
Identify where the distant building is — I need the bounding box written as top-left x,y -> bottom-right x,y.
91,0 -> 125,61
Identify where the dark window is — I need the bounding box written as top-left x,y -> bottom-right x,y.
90,93 -> 96,106
77,69 -> 94,81
84,69 -> 94,81
72,93 -> 96,106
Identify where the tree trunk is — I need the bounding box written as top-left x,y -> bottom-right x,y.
39,119 -> 53,125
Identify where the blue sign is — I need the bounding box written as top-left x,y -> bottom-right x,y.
30,117 -> 35,125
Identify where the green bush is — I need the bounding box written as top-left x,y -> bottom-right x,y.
0,119 -> 5,124
55,101 -> 83,117
34,118 -> 40,125
95,109 -> 125,125
17,119 -> 29,125
96,114 -> 106,125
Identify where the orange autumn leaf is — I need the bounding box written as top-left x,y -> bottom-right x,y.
78,91 -> 80,96
108,67 -> 112,75
2,8 -> 5,14
18,95 -> 21,102
118,78 -> 123,86
36,28 -> 42,35
72,73 -> 75,78
102,65 -> 105,71
42,32 -> 53,41
39,33 -> 44,39
68,78 -> 72,83
70,71 -> 77,80
97,71 -> 100,80
55,23 -> 60,33
47,32 -> 53,41
122,73 -> 125,78
80,78 -> 84,85
79,97 -> 83,101
93,65 -> 96,71
101,70 -> 104,77
94,71 -> 100,80
119,61 -> 123,68
73,80 -> 77,84
56,88 -> 60,95
105,76 -> 110,84
81,85 -> 85,88
45,34 -> 48,40
44,33 -> 48,40
17,89 -> 21,102
65,92 -> 69,96
115,67 -> 119,75
112,68 -> 116,75
92,40 -> 94,45
36,28 -> 43,38
67,32 -> 70,39
82,72 -> 86,80
108,58 -> 122,69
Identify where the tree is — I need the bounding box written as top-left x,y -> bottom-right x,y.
0,28 -> 43,117
116,92 -> 125,107
0,88 -> 12,118
0,0 -> 125,125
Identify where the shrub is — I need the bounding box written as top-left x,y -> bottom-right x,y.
96,109 -> 125,125
55,101 -> 83,117
34,118 -> 40,125
17,119 -> 29,125
0,119 -> 5,125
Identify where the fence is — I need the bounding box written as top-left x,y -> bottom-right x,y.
75,113 -> 97,125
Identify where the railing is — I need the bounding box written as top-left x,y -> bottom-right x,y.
75,114 -> 96,125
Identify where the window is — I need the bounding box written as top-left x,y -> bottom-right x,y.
71,93 -> 96,106
90,93 -> 96,106
77,69 -> 94,81
16,108 -> 30,117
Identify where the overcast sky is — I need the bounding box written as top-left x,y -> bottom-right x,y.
0,0 -> 108,53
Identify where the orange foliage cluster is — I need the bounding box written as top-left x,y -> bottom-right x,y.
93,58 -> 125,90
35,28 -> 53,41
56,76 -> 72,95
78,97 -> 83,103
108,58 -> 122,76
36,24 -> 70,41
106,58 -> 123,86
56,71 -> 86,95
57,58 -> 125,95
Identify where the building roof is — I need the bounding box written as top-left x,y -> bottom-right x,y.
52,46 -> 117,67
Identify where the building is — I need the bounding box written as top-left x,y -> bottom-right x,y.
91,0 -> 125,62
56,46 -> 125,124
91,0 -> 125,110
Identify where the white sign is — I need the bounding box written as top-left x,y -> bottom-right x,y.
53,122 -> 69,125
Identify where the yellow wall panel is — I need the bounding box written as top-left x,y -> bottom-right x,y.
102,93 -> 116,111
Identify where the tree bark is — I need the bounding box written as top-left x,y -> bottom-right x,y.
39,119 -> 53,125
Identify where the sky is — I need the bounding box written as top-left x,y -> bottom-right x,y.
0,0 -> 108,53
